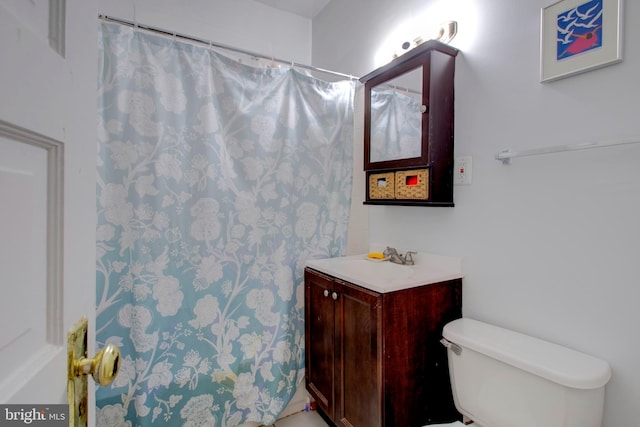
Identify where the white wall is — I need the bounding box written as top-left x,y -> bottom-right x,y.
313,1 -> 640,426
98,0 -> 312,65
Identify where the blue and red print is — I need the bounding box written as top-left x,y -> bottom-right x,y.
556,0 -> 603,60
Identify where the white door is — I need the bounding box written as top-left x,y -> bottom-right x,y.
0,0 -> 98,414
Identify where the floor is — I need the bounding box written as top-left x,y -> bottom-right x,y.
270,411 -> 465,427
271,410 -> 328,427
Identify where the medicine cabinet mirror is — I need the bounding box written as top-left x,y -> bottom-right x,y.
368,66 -> 424,166
360,40 -> 458,206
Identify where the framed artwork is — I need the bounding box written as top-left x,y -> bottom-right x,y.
540,0 -> 623,82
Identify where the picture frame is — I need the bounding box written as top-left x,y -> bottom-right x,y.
540,0 -> 623,83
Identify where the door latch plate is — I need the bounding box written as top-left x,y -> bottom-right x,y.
67,317 -> 88,427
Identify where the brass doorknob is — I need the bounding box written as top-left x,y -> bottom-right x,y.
73,344 -> 121,387
68,318 -> 122,427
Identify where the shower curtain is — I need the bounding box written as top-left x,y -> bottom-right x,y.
96,22 -> 354,427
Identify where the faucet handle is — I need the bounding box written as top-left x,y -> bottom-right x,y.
404,251 -> 416,265
383,246 -> 397,257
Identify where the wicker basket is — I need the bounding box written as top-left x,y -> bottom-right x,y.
395,169 -> 429,200
369,172 -> 395,199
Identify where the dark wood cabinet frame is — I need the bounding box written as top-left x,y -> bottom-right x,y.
305,267 -> 462,427
361,41 -> 459,206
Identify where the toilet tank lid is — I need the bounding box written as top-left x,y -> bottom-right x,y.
443,318 -> 612,389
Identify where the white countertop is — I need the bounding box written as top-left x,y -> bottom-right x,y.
306,252 -> 463,293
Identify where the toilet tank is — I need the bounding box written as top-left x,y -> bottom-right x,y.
442,318 -> 611,427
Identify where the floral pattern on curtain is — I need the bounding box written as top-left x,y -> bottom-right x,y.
96,22 -> 354,427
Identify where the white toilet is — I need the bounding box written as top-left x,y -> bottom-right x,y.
433,318 -> 612,427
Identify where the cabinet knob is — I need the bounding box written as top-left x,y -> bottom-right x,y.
332,292 -> 338,300
324,289 -> 329,297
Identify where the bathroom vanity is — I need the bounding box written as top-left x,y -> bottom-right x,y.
304,254 -> 463,427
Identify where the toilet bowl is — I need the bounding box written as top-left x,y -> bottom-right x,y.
430,318 -> 611,427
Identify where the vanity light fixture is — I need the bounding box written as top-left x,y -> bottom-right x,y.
436,20 -> 458,44
391,20 -> 458,59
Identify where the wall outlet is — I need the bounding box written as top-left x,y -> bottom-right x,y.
454,156 -> 472,185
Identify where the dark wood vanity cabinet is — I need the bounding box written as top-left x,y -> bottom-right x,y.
304,267 -> 462,427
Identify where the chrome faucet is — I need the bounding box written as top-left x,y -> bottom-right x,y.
383,247 -> 416,266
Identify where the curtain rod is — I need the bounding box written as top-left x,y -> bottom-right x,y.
99,15 -> 358,81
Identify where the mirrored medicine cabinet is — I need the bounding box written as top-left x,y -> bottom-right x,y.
360,40 -> 458,206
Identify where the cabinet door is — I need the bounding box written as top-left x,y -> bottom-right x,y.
305,269 -> 336,420
335,280 -> 382,427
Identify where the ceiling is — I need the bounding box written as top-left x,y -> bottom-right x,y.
253,0 -> 331,18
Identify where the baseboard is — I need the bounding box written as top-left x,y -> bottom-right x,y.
278,385 -> 309,418
238,384 -> 310,427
